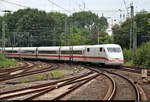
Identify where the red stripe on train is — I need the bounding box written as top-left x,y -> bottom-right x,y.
5,54 -> 124,62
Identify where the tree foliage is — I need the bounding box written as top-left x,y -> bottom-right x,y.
112,11 -> 150,49
137,41 -> 150,67
112,11 -> 150,67
0,8 -> 111,47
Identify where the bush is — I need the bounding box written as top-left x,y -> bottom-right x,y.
124,60 -> 133,66
50,71 -> 65,78
137,42 -> 150,67
0,53 -> 18,68
123,48 -> 132,63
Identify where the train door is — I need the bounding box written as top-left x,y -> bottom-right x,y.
18,48 -> 21,59
36,47 -> 38,59
85,47 -> 94,63
58,47 -> 61,61
93,47 -> 99,63
83,46 -> 86,62
69,46 -> 73,62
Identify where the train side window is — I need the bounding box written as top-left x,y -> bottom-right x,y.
73,50 -> 82,55
87,48 -> 90,52
99,48 -> 102,52
23,50 -> 35,54
61,51 -> 71,54
39,51 -> 57,54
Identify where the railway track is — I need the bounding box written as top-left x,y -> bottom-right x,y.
0,61 -> 148,100
0,61 -> 58,82
0,61 -> 33,77
0,61 -> 28,73
98,67 -> 140,100
0,64 -> 117,100
0,61 -> 36,81
52,68 -> 116,100
79,65 -> 116,100
82,64 -> 142,101
106,66 -> 150,76
101,66 -> 148,100
0,71 -> 94,100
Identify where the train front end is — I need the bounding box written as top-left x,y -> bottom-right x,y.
105,44 -> 124,66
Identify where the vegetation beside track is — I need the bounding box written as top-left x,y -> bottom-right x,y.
50,71 -> 66,79
123,41 -> 150,68
0,53 -> 17,68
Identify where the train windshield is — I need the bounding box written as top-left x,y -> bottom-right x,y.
107,47 -> 121,53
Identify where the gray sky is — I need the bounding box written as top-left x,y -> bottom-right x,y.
1,0 -> 150,15
0,0 -> 150,34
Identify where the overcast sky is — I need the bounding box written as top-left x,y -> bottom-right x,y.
0,0 -> 150,34
1,0 -> 150,16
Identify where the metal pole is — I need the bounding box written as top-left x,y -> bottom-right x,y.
97,25 -> 99,44
130,27 -> 132,49
2,21 -> 6,56
133,21 -> 137,65
64,17 -> 67,46
2,10 -> 11,55
98,32 -> 99,44
130,3 -> 134,49
53,27 -> 56,46
130,3 -> 137,66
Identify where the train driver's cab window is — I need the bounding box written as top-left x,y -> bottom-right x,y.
107,47 -> 121,53
87,48 -> 90,52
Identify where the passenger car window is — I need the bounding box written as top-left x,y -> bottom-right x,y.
99,48 -> 102,52
87,48 -> 90,52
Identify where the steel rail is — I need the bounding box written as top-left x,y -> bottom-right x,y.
0,71 -> 93,100
96,67 -> 141,101
0,62 -> 55,82
52,74 -> 100,100
82,65 -> 116,100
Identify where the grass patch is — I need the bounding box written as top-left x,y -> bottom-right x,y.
124,60 -> 133,66
21,79 -> 29,83
50,71 -> 66,78
33,75 -> 44,79
0,53 -> 18,68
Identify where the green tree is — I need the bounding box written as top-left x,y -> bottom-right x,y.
47,12 -> 68,46
2,9 -> 110,47
135,11 -> 150,46
137,41 -> 150,67
0,16 -> 4,46
70,11 -> 108,45
5,8 -> 55,46
112,19 -> 131,48
112,11 -> 150,49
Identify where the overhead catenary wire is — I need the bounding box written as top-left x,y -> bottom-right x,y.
0,0 -> 127,14
122,0 -> 129,16
0,0 -> 29,8
47,0 -> 71,14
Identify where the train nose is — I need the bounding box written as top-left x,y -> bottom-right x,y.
108,55 -> 124,64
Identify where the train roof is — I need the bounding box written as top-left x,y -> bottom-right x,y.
3,44 -> 121,50
60,46 -> 86,50
38,47 -> 59,51
5,47 -> 20,50
20,47 -> 37,50
93,44 -> 121,47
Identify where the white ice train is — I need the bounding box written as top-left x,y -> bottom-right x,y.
0,44 -> 124,66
